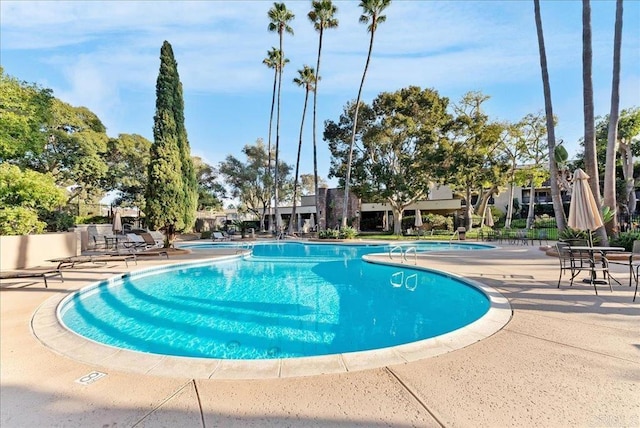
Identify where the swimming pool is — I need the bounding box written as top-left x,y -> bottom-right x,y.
58,242 -> 494,361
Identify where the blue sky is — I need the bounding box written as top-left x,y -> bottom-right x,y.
1,0 -> 639,199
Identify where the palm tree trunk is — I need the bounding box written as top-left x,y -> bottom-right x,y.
534,0 -> 567,231
274,32 -> 284,234
603,0 -> 623,235
266,68 -> 278,232
582,0 -> 607,244
290,89 -> 310,234
505,161 -> 517,228
313,28 -> 324,230
343,20 -> 377,228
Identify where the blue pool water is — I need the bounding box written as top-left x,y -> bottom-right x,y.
59,242 -> 490,360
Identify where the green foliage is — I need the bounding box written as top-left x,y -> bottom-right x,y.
533,217 -> 557,229
0,206 -> 46,235
339,226 -> 358,239
0,67 -> 53,162
41,210 -> 75,232
106,133 -> 152,208
200,231 -> 212,239
0,163 -> 66,210
601,206 -> 615,224
558,227 -> 600,245
146,41 -> 198,241
318,228 -> 340,239
75,215 -> 110,225
509,219 -> 527,229
609,231 -> 640,251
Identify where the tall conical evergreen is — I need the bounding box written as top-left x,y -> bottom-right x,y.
146,40 -> 197,244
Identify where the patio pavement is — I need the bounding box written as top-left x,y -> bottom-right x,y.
1,242 -> 638,427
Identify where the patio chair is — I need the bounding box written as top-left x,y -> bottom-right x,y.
556,242 -> 588,288
607,240 -> 640,301
0,269 -> 63,288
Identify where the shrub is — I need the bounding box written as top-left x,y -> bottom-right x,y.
42,210 -> 75,232
339,226 -> 358,239
610,231 -> 640,251
558,227 -> 600,245
200,231 -> 212,239
0,207 -> 46,235
510,219 -> 527,229
319,228 -> 340,239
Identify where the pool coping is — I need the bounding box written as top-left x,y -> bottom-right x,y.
31,250 -> 512,380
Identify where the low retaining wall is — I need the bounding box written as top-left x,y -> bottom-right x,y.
0,232 -> 78,270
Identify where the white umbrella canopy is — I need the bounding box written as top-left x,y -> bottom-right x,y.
112,211 -> 123,234
309,213 -> 315,231
414,209 -> 423,227
568,168 -> 603,244
485,206 -> 494,228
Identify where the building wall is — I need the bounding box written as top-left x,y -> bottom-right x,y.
0,232 -> 77,270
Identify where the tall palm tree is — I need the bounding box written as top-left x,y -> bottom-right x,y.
289,65 -> 317,234
262,47 -> 288,231
308,0 -> 338,231
582,0 -> 606,243
342,0 -> 391,228
603,0 -> 623,234
268,2 -> 295,233
533,0 -> 566,230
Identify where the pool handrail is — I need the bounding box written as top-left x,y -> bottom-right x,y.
389,245 -> 403,261
403,246 -> 417,265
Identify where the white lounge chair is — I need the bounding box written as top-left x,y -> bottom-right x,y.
212,232 -> 229,242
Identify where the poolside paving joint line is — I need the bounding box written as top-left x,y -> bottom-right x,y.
504,328 -> 639,364
385,366 -> 445,428
131,379 -> 194,427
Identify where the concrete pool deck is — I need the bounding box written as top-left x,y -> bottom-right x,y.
1,242 -> 638,427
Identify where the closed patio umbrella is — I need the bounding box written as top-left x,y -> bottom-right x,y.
568,168 -> 603,246
112,211 -> 123,235
485,206 -> 494,228
309,213 -> 315,231
414,209 -> 423,228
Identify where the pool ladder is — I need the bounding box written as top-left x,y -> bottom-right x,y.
388,245 -> 417,265
236,242 -> 255,255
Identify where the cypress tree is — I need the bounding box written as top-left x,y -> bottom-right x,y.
145,41 -> 197,244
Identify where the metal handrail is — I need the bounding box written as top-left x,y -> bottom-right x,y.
403,246 -> 417,265
389,245 -> 404,261
449,230 -> 459,242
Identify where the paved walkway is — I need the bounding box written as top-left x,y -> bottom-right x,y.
1,242 -> 638,427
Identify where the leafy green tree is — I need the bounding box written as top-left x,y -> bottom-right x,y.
193,156 -> 224,211
0,67 -> 53,163
0,163 -> 66,235
342,0 -> 391,228
25,99 -> 110,204
498,121 -> 527,228
300,173 -> 326,195
289,65 -> 316,234
436,92 -> 506,230
268,2 -> 295,231
518,113 -> 550,228
105,133 -> 152,208
146,41 -> 198,244
308,0 -> 338,229
219,139 -> 291,231
328,86 -> 450,234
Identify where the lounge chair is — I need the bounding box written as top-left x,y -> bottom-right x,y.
212,232 -> 229,242
0,269 -> 63,288
140,232 -> 163,248
123,233 -> 149,250
49,253 -> 137,269
148,231 -> 166,247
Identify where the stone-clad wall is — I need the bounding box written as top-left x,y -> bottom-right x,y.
323,188 -> 360,230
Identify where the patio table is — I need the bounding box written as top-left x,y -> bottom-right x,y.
568,246 -> 624,293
